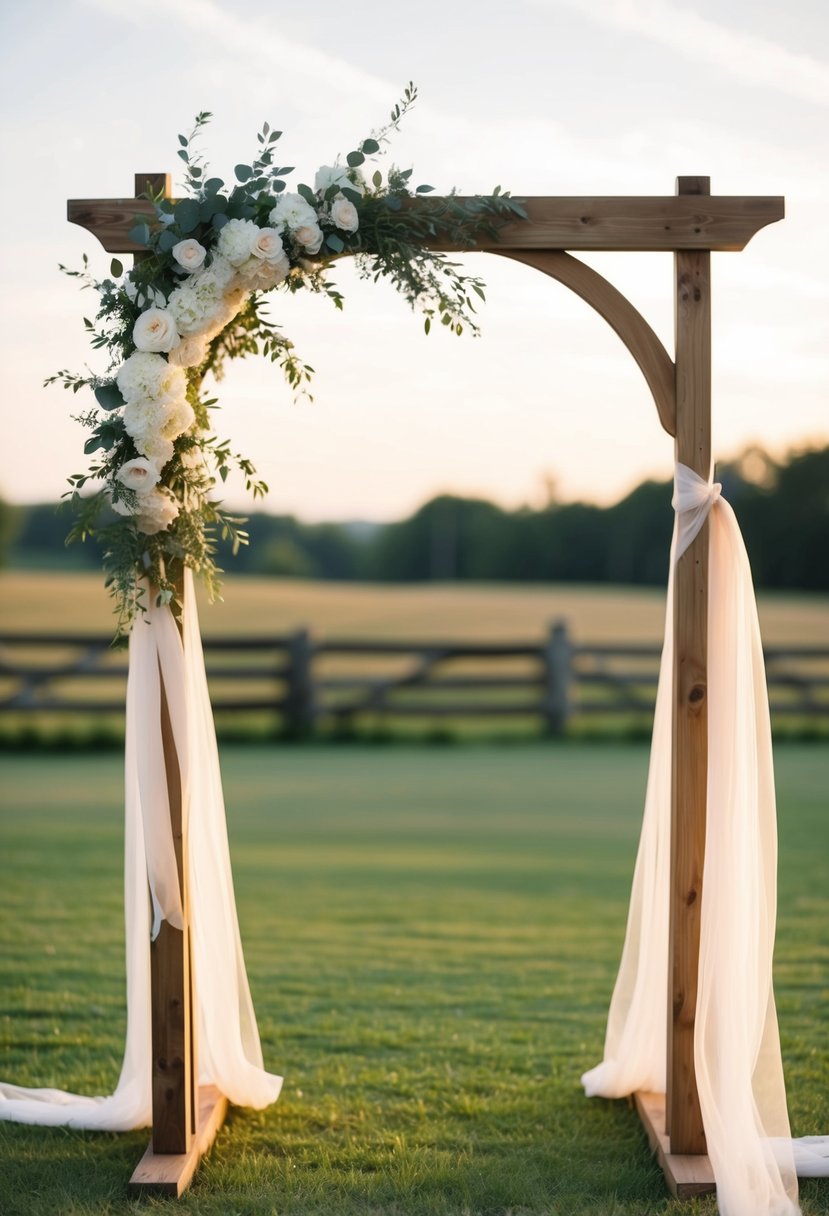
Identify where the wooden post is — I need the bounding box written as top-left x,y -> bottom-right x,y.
151,655 -> 194,1152
667,175 -> 711,1156
285,628 -> 315,737
544,620 -> 571,736
130,177 -> 197,1158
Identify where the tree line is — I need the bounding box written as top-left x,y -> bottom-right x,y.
3,444 -> 827,591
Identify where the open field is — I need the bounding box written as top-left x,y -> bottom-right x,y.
2,570 -> 828,644
1,743 -> 828,1215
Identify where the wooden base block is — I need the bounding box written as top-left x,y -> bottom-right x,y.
129,1085 -> 228,1197
635,1091 -> 716,1200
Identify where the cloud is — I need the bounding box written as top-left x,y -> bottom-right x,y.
533,0 -> 829,107
82,0 -> 396,104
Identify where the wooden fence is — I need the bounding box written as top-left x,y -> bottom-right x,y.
1,622 -> 827,736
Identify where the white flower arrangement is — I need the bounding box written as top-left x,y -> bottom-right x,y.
49,85 -> 525,634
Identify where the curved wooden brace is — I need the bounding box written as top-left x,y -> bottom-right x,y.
493,249 -> 677,438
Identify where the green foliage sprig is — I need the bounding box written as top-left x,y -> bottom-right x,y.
49,84 -> 525,638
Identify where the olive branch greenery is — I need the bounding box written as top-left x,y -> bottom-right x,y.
47,84 -> 526,640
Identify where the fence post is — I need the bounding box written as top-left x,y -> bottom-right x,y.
285,629 -> 316,738
544,619 -> 572,736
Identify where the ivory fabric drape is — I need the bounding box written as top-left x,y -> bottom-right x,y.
583,463 -> 829,1216
0,571 -> 282,1128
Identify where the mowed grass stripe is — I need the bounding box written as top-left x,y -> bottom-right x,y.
0,744 -> 827,1215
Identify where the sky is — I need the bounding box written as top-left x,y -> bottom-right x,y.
0,0 -> 827,522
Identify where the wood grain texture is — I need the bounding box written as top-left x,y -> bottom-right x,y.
496,249 -> 676,436
67,191 -> 784,254
151,666 -> 193,1154
129,1086 -> 228,1197
667,176 -> 711,1157
635,1091 -> 716,1199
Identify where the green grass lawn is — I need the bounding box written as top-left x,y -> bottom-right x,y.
0,743 -> 827,1215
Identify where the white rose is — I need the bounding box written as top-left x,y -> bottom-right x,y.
314,164 -> 364,197
269,192 -> 318,231
250,227 -> 284,262
217,218 -> 259,267
168,334 -> 209,369
294,222 -> 324,254
135,487 -> 180,536
330,197 -> 359,233
116,352 -> 186,406
116,457 -> 161,494
172,239 -> 206,273
133,308 -> 180,354
237,254 -> 290,291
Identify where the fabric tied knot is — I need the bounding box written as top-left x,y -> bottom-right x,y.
672,462 -> 722,561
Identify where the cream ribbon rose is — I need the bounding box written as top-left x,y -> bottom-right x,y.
133,308 -> 181,354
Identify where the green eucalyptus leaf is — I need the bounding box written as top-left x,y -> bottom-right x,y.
200,194 -> 228,221
128,223 -> 151,246
346,150 -> 365,168
297,183 -> 316,205
175,198 -> 201,233
235,163 -> 253,182
204,177 -> 224,194
341,187 -> 362,206
178,134 -> 188,147
326,233 -> 345,253
372,170 -> 382,189
110,258 -> 124,278
157,229 -> 178,252
361,138 -> 380,154
212,212 -> 229,230
94,383 -> 126,412
416,184 -> 435,193
177,149 -> 189,163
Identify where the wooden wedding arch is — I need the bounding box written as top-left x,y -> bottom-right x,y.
68,175 -> 784,1197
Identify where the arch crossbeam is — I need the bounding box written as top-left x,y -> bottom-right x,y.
68,192 -> 784,255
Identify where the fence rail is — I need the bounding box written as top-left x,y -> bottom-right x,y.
1,622 -> 827,735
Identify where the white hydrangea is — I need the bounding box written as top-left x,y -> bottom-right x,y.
167,283 -> 211,336
217,218 -> 260,267
116,352 -> 186,406
138,433 -> 175,467
269,192 -> 318,231
161,399 -> 195,442
135,487 -> 180,535
194,254 -> 236,298
123,397 -> 177,447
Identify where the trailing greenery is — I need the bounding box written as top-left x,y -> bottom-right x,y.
47,85 -> 525,639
